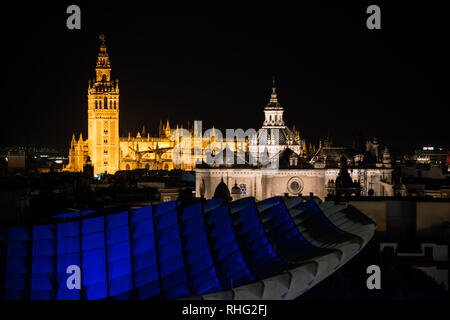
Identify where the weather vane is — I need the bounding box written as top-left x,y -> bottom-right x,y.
99,33 -> 106,44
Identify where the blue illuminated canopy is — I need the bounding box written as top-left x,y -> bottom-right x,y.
0,197 -> 375,300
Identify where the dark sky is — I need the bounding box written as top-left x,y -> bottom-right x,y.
0,1 -> 448,154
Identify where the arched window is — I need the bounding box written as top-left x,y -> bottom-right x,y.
95,101 -> 98,109
104,97 -> 107,109
114,101 -> 116,109
102,74 -> 106,82
99,100 -> 102,109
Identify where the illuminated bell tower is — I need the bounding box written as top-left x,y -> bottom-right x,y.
88,34 -> 120,175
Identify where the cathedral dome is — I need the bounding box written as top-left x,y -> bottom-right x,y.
253,127 -> 296,146
249,79 -> 300,149
264,97 -> 283,110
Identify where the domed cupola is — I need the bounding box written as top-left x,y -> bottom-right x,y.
248,78 -> 303,161
263,78 -> 285,127
231,181 -> 241,201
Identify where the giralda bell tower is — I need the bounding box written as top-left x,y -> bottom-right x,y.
88,34 -> 120,175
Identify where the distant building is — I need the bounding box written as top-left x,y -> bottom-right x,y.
6,150 -> 25,171
196,89 -> 394,201
350,197 -> 450,291
397,150 -> 450,198
415,146 -> 448,166
160,188 -> 180,202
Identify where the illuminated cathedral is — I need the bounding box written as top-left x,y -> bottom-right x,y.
64,35 -> 312,175
64,34 -> 181,175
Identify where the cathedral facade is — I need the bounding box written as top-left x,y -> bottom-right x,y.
64,35 -> 181,174
64,35 -> 268,175
195,84 -> 395,201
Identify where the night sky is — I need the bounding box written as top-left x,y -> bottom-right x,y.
0,2 -> 448,154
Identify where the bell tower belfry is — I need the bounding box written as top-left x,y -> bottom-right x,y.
263,78 -> 285,128
88,33 -> 120,175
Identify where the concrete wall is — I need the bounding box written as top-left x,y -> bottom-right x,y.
417,202 -> 450,235
196,169 -> 329,200
349,201 -> 387,232
349,200 -> 450,238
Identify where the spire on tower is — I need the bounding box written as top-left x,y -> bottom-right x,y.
99,33 -> 106,46
159,120 -> 163,136
270,76 -> 278,103
263,76 -> 284,127
96,33 -> 110,68
165,120 -> 171,138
